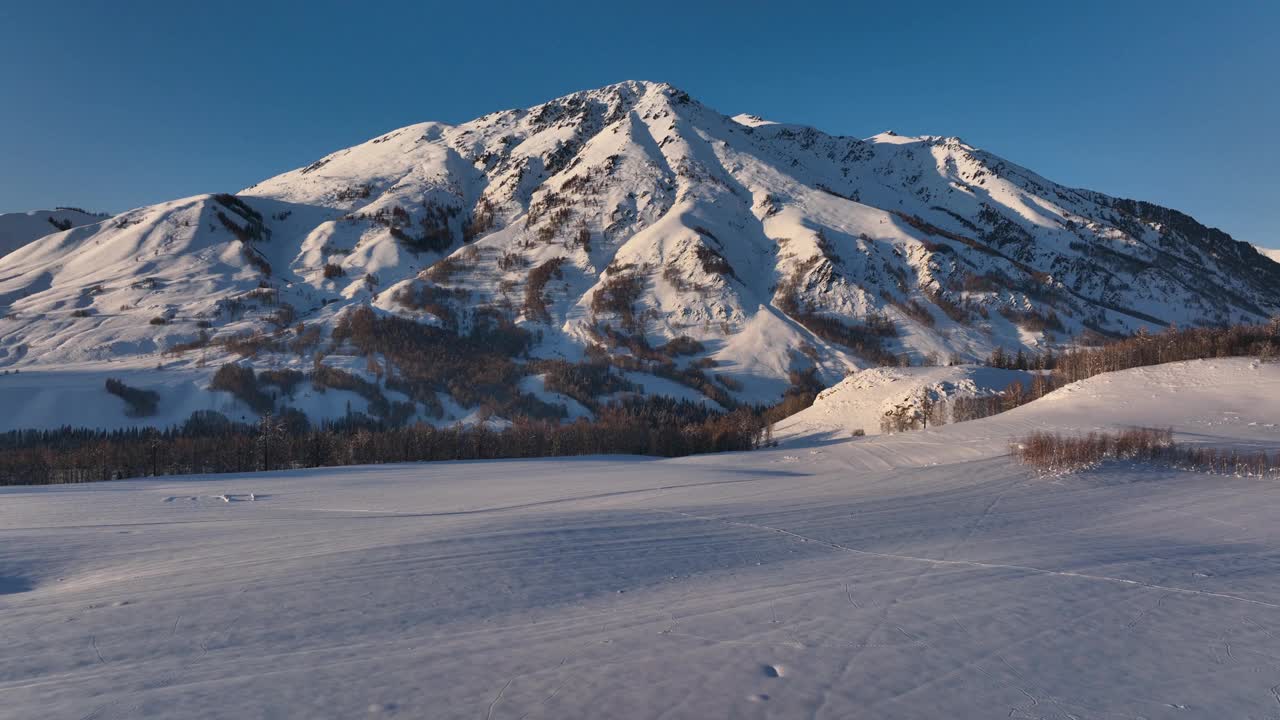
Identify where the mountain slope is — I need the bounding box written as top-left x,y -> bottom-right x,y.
0,208 -> 109,257
1,81 -> 1276,423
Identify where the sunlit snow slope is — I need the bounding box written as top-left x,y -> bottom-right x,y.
4,358 -> 1280,719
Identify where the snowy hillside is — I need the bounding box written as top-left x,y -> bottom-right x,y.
5,358 -> 1280,718
0,207 -> 108,257
1,81 -> 1277,425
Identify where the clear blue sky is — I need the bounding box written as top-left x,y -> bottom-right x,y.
2,0 -> 1276,246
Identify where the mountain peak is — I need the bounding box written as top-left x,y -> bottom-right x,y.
0,85 -> 1275,425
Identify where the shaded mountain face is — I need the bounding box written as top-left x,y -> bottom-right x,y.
0,208 -> 109,257
1,81 -> 1276,409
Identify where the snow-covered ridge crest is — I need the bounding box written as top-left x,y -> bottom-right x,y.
0,207 -> 109,258
0,80 -> 1277,416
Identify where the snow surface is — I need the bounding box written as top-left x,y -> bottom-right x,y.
5,358 -> 1280,718
1256,244 -> 1280,264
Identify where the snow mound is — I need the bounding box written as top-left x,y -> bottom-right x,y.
776,364 -> 1033,441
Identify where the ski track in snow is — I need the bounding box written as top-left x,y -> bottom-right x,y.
3,359 -> 1280,718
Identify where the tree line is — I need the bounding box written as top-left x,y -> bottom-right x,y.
0,398 -> 770,486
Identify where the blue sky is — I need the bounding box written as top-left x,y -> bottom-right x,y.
2,1 -> 1276,246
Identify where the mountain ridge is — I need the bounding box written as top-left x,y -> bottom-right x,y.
0,207 -> 110,258
0,80 -> 1275,425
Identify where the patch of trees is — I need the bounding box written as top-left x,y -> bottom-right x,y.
535,208 -> 574,244
54,206 -> 109,217
47,216 -> 74,232
165,330 -> 211,356
533,358 -> 639,409
104,378 -> 159,418
659,336 -> 705,356
209,363 -> 275,414
240,244 -> 272,275
777,291 -> 898,366
322,263 -> 345,279
392,282 -> 470,328
591,273 -> 645,332
499,252 -> 527,271
311,364 -> 415,426
999,306 -> 1064,333
423,255 -> 468,283
523,258 -> 566,322
694,244 -> 737,278
881,292 -> 936,327
378,201 -> 457,254
213,193 -> 270,244
334,184 -> 372,201
572,223 -> 591,252
332,305 -> 558,420
258,368 -> 304,397
761,368 -> 825,426
923,287 -> 977,324
463,197 -> 495,242
583,328 -> 736,409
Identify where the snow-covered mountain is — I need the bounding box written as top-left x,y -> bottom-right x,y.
1257,245 -> 1280,264
1,81 -> 1277,421
0,208 -> 108,257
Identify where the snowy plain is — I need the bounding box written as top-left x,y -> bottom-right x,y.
3,358 -> 1280,718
